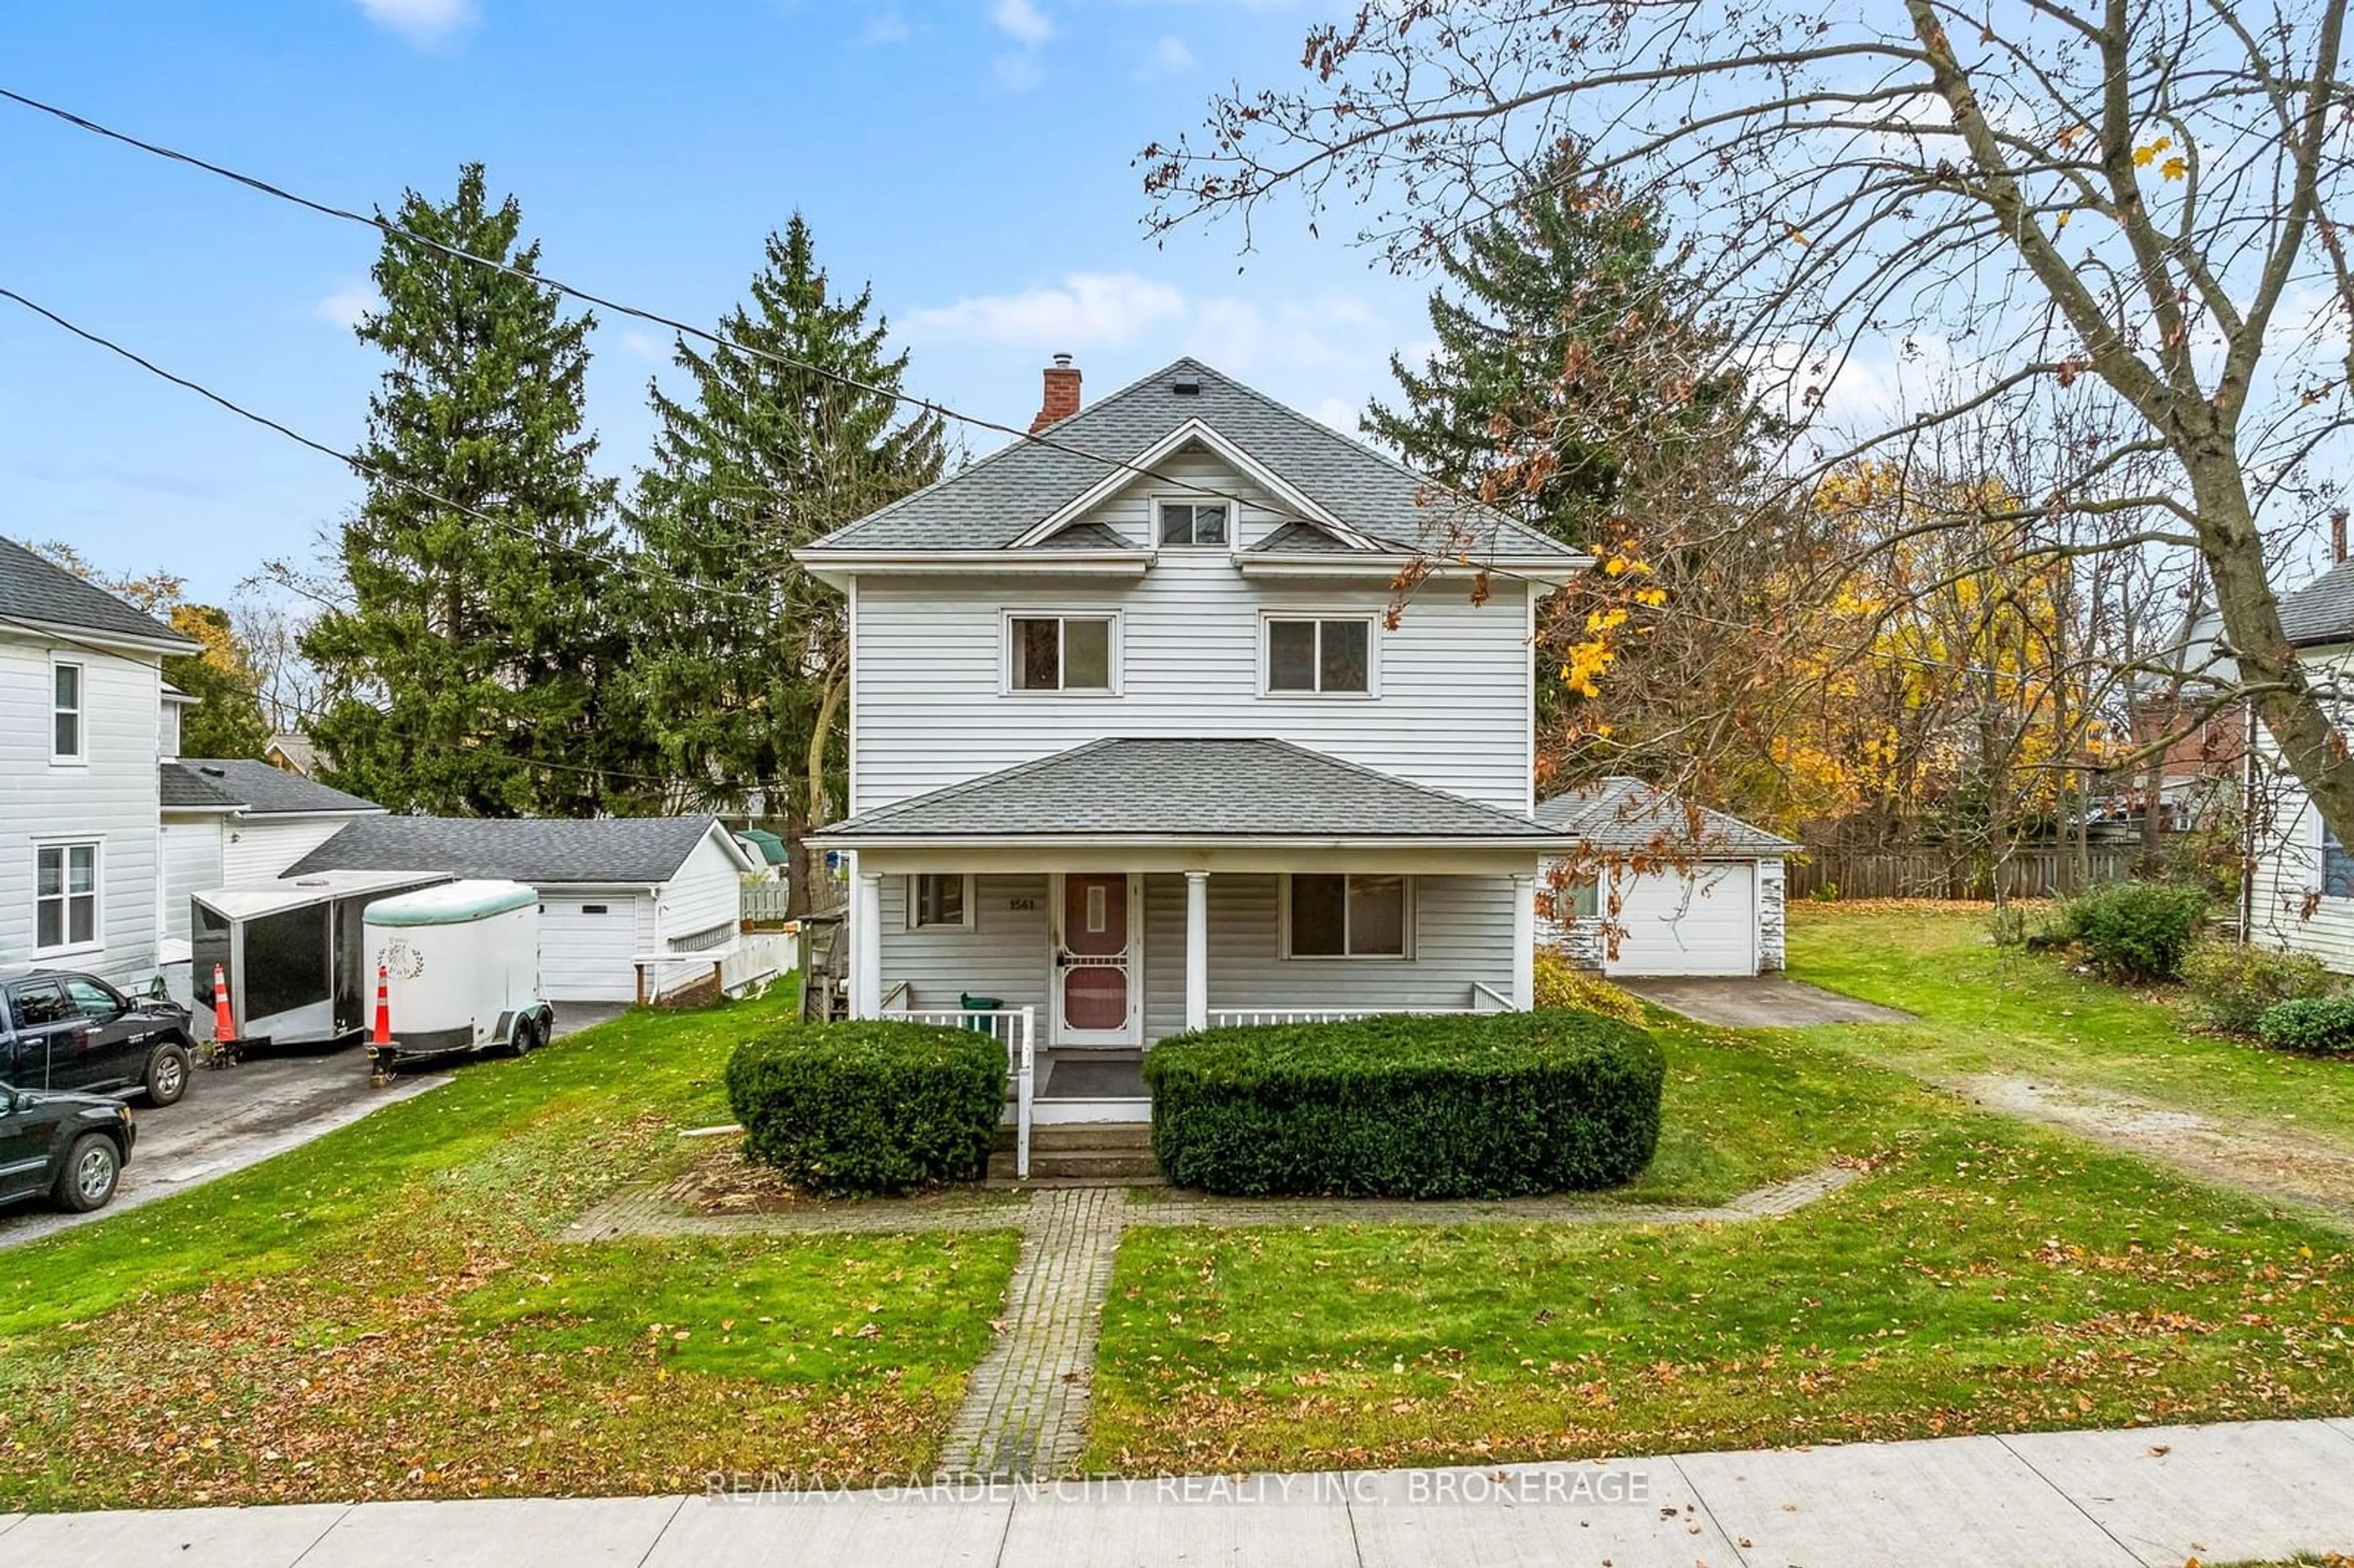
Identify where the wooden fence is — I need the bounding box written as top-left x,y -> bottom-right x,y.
1786,844 -> 2136,902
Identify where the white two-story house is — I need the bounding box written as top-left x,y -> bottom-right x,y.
1,537 -> 198,988
801,357 -> 1588,1120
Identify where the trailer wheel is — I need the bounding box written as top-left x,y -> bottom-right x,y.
509,1014 -> 542,1056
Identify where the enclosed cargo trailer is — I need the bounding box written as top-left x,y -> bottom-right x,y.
363,880 -> 554,1066
189,871 -> 451,1049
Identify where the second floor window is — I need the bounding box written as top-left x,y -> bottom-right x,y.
1265,617 -> 1371,695
52,660 -> 83,760
1159,500 -> 1229,546
1010,614 -> 1114,693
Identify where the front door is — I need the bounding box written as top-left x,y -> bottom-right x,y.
1053,873 -> 1141,1045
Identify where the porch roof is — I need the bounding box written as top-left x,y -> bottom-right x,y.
812,737 -> 1575,849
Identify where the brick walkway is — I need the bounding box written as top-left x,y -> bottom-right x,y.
562,1164 -> 1862,1480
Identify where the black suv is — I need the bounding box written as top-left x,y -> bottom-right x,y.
0,1084 -> 135,1212
0,971 -> 194,1106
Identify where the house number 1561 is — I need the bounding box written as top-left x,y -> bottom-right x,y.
1008,897 -> 1038,911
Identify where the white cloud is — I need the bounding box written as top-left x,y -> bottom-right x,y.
1137,33 -> 1196,77
993,50 -> 1045,90
989,0 -> 1054,45
313,284 -> 377,329
620,331 -> 669,363
353,0 -> 478,44
911,273 -> 1188,348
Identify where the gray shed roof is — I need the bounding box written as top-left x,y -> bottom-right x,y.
167,758 -> 382,816
159,763 -> 242,811
2278,561 -> 2354,647
283,815 -> 736,885
804,359 -> 1580,563
1534,777 -> 1796,857
812,737 -> 1568,844
0,535 -> 194,649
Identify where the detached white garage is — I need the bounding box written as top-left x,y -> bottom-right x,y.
281,815 -> 756,1002
1534,777 -> 1793,978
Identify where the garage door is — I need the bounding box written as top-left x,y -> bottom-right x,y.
1606,862 -> 1756,977
539,897 -> 641,1002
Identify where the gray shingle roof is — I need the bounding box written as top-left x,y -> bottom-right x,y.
804,359 -> 1580,562
0,536 -> 193,648
159,763 -> 241,810
1534,777 -> 1795,856
172,759 -> 382,816
2279,561 -> 2354,647
1250,520 -> 1364,554
283,815 -> 732,885
812,737 -> 1567,843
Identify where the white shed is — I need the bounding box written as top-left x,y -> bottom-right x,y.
1533,778 -> 1794,978
280,815 -> 758,1002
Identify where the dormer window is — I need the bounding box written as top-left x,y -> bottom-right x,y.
1158,500 -> 1229,547
1008,613 -> 1117,694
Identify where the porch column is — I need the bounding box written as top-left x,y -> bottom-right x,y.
1510,872 -> 1536,1010
851,863 -> 883,1019
1184,869 -> 1209,1033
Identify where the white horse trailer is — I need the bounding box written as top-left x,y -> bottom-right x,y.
364,880 -> 554,1067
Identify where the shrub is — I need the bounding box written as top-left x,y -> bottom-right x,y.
2051,881 -> 2208,983
2257,996 -> 2354,1056
1143,1011 -> 1664,1198
1532,948 -> 1646,1024
2180,941 -> 2334,1033
725,1019 -> 1005,1195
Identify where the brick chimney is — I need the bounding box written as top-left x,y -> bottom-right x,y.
1029,353 -> 1081,433
2335,509 -> 2348,565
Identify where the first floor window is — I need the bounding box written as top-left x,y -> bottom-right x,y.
36,842 -> 98,952
52,660 -> 83,760
1265,617 -> 1371,694
1553,876 -> 1601,921
2325,818 -> 2354,898
1286,873 -> 1407,958
909,873 -> 973,930
1010,615 -> 1113,692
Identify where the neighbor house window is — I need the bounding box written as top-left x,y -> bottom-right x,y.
2324,818 -> 2354,898
1555,876 -> 1601,921
35,842 -> 99,953
1264,617 -> 1371,695
51,660 -> 83,761
1284,873 -> 1408,958
1158,500 -> 1229,547
1009,615 -> 1114,693
908,873 -> 974,930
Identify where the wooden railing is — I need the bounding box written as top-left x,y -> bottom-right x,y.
1205,1005 -> 1485,1028
882,1005 -> 1035,1179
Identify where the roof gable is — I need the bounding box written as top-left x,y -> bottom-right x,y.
802,359 -> 1580,564
1534,777 -> 1794,856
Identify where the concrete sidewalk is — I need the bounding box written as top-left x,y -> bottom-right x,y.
4,1417 -> 2351,1567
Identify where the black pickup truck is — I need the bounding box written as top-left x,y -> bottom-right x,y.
0,970 -> 194,1105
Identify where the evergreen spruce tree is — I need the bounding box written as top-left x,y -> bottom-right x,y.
626,215 -> 945,897
1363,156 -> 1734,546
304,164 -> 628,816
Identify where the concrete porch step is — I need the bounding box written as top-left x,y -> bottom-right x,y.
994,1123 -> 1154,1153
988,1122 -> 1161,1183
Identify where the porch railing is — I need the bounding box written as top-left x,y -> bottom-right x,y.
881,1004 -> 1035,1179
1205,1005 -> 1485,1028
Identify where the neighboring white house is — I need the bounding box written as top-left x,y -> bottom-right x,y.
281,814 -> 759,1002
799,356 -> 1593,1122
2239,560 -> 2354,969
159,758 -> 385,948
0,536 -> 199,989
1533,777 -> 1794,977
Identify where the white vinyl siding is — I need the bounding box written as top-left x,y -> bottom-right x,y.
655,830 -> 747,948
540,896 -> 643,1002
875,872 -> 1053,1013
222,816 -> 370,886
853,568 -> 1533,815
0,634 -> 163,984
159,818 -> 226,943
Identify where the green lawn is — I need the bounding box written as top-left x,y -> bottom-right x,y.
1091,918 -> 2354,1474
1785,904 -> 2354,1142
0,987 -> 1020,1510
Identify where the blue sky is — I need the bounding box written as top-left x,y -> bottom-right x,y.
0,0 -> 1430,604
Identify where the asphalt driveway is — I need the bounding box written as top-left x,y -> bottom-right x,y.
0,1046 -> 448,1249
1618,975 -> 1913,1027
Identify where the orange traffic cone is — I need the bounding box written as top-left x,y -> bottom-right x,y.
211,962 -> 234,1043
372,964 -> 392,1048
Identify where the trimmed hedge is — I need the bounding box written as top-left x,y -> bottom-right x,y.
2052,881 -> 2207,983
725,1019 -> 1006,1195
1143,1011 -> 1664,1198
2257,996 -> 2354,1056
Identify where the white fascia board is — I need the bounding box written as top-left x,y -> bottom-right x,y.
1239,552 -> 1587,587
0,615 -> 202,657
807,832 -> 1577,851
795,550 -> 1154,587
1008,417 -> 1371,550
